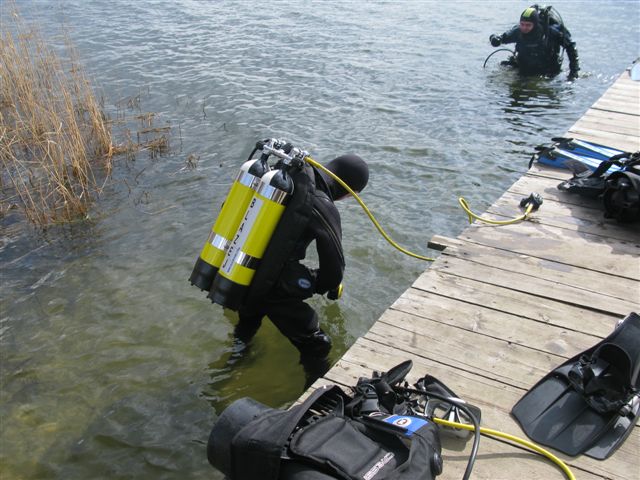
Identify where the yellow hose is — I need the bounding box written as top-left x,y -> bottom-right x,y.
305,156 -> 435,262
458,197 -> 534,225
433,418 -> 576,480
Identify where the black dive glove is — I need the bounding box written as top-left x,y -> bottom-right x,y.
327,284 -> 343,300
490,34 -> 501,47
568,68 -> 579,81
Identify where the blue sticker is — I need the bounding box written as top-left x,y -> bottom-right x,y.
382,415 -> 429,435
298,278 -> 311,289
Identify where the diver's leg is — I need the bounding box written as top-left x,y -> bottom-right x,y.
235,304 -> 264,342
229,305 -> 264,362
266,300 -> 332,387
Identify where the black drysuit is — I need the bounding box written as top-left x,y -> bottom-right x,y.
235,168 -> 344,386
497,23 -> 579,77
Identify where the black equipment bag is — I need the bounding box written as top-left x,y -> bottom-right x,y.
602,170 -> 640,223
208,385 -> 443,480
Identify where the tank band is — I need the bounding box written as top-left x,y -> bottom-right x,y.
208,231 -> 230,252
236,171 -> 261,189
257,183 -> 289,204
234,251 -> 260,270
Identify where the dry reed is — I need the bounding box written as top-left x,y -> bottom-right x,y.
0,6 -> 114,226
1,5 -> 175,228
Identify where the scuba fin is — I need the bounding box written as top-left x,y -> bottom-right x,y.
530,137 -> 628,172
511,312 -> 640,459
551,137 -> 627,160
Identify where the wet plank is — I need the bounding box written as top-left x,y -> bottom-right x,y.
456,222 -> 640,279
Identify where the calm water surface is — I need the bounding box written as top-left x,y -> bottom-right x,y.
1,1 -> 638,478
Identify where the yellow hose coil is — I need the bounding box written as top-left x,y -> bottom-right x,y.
433,417 -> 576,480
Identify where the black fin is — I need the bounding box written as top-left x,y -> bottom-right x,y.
511,312 -> 640,459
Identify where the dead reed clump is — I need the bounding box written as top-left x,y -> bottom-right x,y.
0,7 -> 113,227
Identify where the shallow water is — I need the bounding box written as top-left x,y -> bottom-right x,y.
1,1 -> 638,478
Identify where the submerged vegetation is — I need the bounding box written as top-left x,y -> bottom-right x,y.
0,5 -> 170,228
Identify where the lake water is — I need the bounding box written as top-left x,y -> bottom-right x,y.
1,1 -> 638,478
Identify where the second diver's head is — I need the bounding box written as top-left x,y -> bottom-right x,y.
322,154 -> 369,201
519,6 -> 539,35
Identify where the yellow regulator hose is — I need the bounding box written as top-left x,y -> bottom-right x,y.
458,192 -> 543,226
305,156 -> 436,262
433,418 -> 576,480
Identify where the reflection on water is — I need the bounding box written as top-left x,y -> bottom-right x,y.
1,0 -> 638,478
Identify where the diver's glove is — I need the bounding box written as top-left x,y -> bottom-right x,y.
327,284 -> 343,300
568,68 -> 579,81
489,34 -> 501,47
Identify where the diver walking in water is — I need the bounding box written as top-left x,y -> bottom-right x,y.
233,154 -> 369,388
235,154 -> 368,387
489,5 -> 580,80
192,144 -> 370,389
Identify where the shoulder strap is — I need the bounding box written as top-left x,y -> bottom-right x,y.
243,162 -> 316,304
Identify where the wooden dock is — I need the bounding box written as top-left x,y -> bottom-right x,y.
307,68 -> 640,479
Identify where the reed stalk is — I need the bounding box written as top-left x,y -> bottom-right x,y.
0,5 -> 113,226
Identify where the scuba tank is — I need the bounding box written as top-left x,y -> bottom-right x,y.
208,148 -> 306,310
189,148 -> 271,291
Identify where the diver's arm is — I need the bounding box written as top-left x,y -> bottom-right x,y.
312,205 -> 345,295
563,29 -> 580,78
491,26 -> 519,46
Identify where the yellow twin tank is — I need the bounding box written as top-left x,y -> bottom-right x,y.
208,167 -> 294,309
189,157 -> 269,292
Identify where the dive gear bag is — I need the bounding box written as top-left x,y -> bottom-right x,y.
206,361 -> 486,480
530,137 -> 640,223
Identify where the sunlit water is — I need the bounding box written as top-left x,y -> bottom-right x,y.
1,1 -> 638,478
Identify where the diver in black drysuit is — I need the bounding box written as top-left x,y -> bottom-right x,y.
490,6 -> 579,80
234,154 -> 369,387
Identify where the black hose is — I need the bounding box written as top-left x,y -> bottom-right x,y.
396,386 -> 481,480
483,48 -> 515,68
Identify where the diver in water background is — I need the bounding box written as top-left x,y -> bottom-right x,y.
489,5 -> 580,80
234,154 -> 369,388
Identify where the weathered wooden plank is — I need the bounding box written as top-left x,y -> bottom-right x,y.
391,287 -> 602,357
573,117 -> 640,137
490,191 -> 640,243
527,163 -> 573,180
411,269 -> 618,338
429,236 -> 639,311
424,248 -> 638,317
457,221 -> 640,280
599,89 -> 640,102
594,94 -> 640,108
370,312 -> 564,389
568,125 -> 640,148
566,130 -> 640,153
579,105 -> 640,122
591,99 -> 640,116
579,107 -> 640,126
607,78 -> 638,88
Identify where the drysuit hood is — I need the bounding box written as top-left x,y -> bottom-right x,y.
320,154 -> 369,200
520,7 -> 539,25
